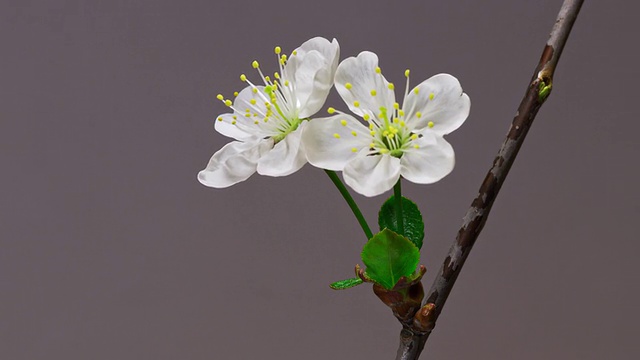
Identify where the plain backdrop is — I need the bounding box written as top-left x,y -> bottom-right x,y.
2,1 -> 639,359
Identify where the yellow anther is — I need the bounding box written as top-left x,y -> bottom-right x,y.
429,93 -> 435,100
231,120 -> 237,125
244,113 -> 251,117
328,107 -> 336,114
264,118 -> 269,122
428,121 -> 435,128
250,99 -> 256,105
369,123 -> 374,130
353,101 -> 360,107
274,46 -> 281,54
233,91 -> 239,97
416,112 -> 422,118
383,130 -> 389,137
398,110 -> 405,116
224,100 -> 232,106
245,108 -> 250,113
370,131 -> 376,136
388,133 -> 395,138
281,54 -> 287,62
292,50 -> 297,55
340,119 -> 347,126
351,147 -> 358,153
252,60 -> 259,69
414,144 -> 420,149
217,117 -> 223,122
345,82 -> 353,90
274,72 -> 280,79
333,133 -> 341,139
254,120 -> 259,124
411,134 -> 418,140
393,118 -> 399,123
252,88 -> 258,94
369,143 -> 375,148
363,114 -> 371,121
284,80 -> 290,86
393,102 -> 400,110
404,69 -> 410,77
232,115 -> 237,119
351,131 -> 357,137
400,121 -> 406,127
370,90 -> 377,96
216,94 -> 224,100
240,74 -> 247,82
380,149 -> 389,154
265,75 -> 271,82
414,88 -> 420,95
375,67 -> 381,74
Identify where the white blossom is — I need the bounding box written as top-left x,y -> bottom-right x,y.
303,51 -> 470,197
198,37 -> 340,188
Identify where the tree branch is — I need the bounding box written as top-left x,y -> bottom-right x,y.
394,1 -> 585,358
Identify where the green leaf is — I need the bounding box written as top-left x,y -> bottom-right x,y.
361,229 -> 420,290
329,277 -> 363,290
378,195 -> 425,249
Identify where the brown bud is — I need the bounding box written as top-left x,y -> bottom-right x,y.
413,303 -> 437,332
372,281 -> 425,324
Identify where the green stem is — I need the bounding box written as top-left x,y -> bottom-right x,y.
394,178 -> 404,235
324,170 -> 373,240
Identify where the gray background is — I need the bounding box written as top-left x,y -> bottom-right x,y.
2,0 -> 639,359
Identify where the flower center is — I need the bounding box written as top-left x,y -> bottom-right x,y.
369,106 -> 419,157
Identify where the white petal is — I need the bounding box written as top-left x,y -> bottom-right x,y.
302,114 -> 371,171
214,113 -> 256,141
295,37 -> 340,75
335,51 -> 395,121
257,121 -> 308,176
403,74 -> 470,135
400,134 -> 455,184
343,152 -> 401,197
281,38 -> 340,119
234,85 -> 269,115
227,85 -> 274,137
198,139 -> 274,188
290,51 -> 331,118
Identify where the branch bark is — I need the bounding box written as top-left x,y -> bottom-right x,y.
395,1 -> 584,358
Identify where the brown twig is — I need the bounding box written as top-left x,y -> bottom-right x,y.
394,1 -> 585,359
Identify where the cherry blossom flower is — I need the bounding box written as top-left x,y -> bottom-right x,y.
198,37 -> 339,188
303,51 -> 470,197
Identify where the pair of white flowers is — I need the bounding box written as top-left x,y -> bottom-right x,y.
198,37 -> 470,197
